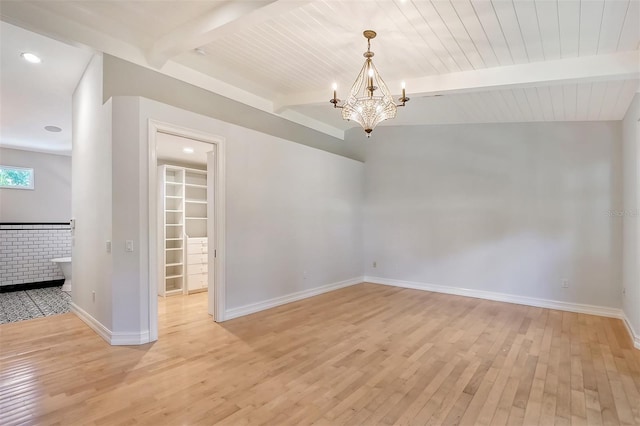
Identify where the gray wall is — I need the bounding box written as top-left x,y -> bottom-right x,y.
104,95 -> 364,336
622,93 -> 640,339
140,97 -> 364,311
358,122 -> 623,309
0,147 -> 71,222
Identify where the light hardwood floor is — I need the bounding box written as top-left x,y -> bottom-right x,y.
1,283 -> 638,425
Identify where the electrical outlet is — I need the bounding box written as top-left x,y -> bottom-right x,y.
373,261 -> 377,268
106,240 -> 111,253
126,240 -> 134,252
561,279 -> 569,288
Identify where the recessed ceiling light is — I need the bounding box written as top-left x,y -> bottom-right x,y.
44,125 -> 62,132
183,147 -> 194,154
21,52 -> 41,63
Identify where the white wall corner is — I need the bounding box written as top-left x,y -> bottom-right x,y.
622,314 -> 640,350
225,276 -> 364,320
70,302 -> 111,344
71,302 -> 150,346
363,276 -> 625,319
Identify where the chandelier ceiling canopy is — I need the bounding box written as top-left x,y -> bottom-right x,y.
330,30 -> 409,137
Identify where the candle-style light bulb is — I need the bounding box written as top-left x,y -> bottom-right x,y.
368,68 -> 374,77
401,81 -> 406,100
332,82 -> 337,100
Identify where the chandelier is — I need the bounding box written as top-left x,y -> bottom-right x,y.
330,30 -> 409,136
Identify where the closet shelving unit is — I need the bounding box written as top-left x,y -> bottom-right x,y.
158,165 -> 208,296
184,169 -> 209,293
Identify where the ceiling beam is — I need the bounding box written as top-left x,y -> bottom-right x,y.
274,50 -> 640,112
147,0 -> 311,68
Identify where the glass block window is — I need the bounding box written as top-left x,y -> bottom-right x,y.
0,165 -> 34,189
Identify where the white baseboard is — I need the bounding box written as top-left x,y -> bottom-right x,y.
71,302 -> 150,346
111,330 -> 151,346
70,302 -> 111,344
622,314 -> 640,350
225,276 -> 363,320
364,276 -> 624,319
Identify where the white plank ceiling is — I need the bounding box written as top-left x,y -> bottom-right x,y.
1,0 -> 638,138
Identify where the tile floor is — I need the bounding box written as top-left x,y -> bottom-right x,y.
0,287 -> 71,324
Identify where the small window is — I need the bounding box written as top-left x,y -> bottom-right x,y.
0,165 -> 34,190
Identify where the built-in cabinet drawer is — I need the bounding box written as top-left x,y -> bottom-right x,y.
187,244 -> 207,255
188,273 -> 207,291
187,253 -> 207,265
186,237 -> 208,293
187,263 -> 208,275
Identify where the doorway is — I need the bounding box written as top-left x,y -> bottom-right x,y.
148,120 -> 226,342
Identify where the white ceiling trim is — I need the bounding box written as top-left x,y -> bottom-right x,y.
275,50 -> 640,110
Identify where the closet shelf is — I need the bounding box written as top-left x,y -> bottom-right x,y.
186,217 -> 207,220
166,262 -> 183,267
166,210 -> 183,213
165,181 -> 182,186
165,274 -> 183,279
186,199 -> 207,204
165,248 -> 182,251
165,195 -> 182,199
183,167 -> 207,174
185,183 -> 207,188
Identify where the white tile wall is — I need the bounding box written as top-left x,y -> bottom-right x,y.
0,224 -> 71,286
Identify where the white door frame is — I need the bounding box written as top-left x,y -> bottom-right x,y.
148,119 -> 226,341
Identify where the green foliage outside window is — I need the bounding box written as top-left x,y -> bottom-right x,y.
0,166 -> 34,189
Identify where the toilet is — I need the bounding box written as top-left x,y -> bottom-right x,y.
51,257 -> 72,292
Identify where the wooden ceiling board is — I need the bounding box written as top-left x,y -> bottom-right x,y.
587,82 -> 608,120
563,83 -> 578,121
491,0 -> 530,63
523,87 -> 544,121
533,0 -> 562,60
472,0 -> 515,66
412,0 -> 475,71
513,0 -> 546,63
557,0 -> 581,58
575,83 -> 592,121
431,0 -> 487,69
579,0 -> 605,56
450,0 -> 501,68
599,80 -> 625,120
617,0 -> 640,51
598,0 -> 630,53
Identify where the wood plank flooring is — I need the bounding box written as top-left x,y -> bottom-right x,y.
0,283 -> 638,425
